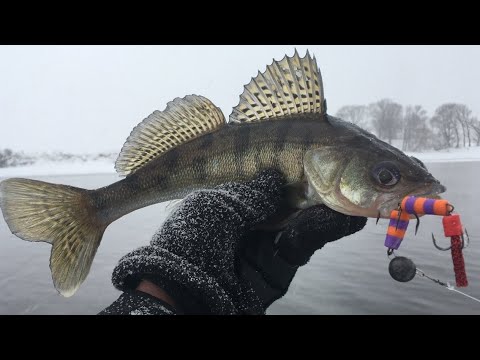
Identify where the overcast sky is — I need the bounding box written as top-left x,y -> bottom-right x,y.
1,45 -> 479,153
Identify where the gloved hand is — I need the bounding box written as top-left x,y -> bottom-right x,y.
100,170 -> 367,315
240,204 -> 367,309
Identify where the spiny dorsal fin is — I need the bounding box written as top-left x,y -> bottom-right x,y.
115,95 -> 225,176
229,50 -> 325,124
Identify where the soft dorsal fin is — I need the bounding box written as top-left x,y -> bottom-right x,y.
115,95 -> 225,176
229,50 -> 325,124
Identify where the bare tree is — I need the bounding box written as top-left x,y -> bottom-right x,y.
402,105 -> 433,151
0,148 -> 13,168
471,117 -> 480,146
431,103 -> 477,149
457,110 -> 468,147
336,105 -> 369,130
369,99 -> 403,144
430,104 -> 458,149
454,104 -> 475,147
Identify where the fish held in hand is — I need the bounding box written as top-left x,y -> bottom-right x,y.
0,50 -> 446,296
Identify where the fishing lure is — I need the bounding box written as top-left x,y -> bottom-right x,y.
385,196 -> 469,287
384,210 -> 410,253
400,196 -> 452,216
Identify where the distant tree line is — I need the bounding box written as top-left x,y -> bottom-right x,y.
0,149 -> 34,168
2,102 -> 479,170
336,100 -> 480,151
0,149 -> 116,168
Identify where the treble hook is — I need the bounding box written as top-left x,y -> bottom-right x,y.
464,229 -> 470,249
432,229 -> 470,251
395,209 -> 402,230
393,204 -> 420,234
414,213 -> 420,235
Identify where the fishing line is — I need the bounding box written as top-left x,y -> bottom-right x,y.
416,267 -> 480,304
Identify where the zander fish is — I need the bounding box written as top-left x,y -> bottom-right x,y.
0,51 -> 446,296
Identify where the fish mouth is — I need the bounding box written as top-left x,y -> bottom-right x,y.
378,183 -> 447,218
408,183 -> 446,198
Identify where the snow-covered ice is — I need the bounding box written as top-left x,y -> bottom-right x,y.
0,159 -> 115,178
406,146 -> 480,163
1,146 -> 479,178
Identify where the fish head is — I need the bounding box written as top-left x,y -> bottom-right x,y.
303,117 -> 446,218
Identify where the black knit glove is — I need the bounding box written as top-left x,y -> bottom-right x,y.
273,204 -> 368,266
239,204 -> 367,310
103,170 -> 285,315
100,170 -> 367,315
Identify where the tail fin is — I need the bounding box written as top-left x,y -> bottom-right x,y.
0,178 -> 106,297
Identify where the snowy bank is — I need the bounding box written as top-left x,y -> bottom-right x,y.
407,146 -> 480,163
0,159 -> 115,178
1,146 -> 479,178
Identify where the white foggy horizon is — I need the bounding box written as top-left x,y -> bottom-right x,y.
1,45 -> 479,154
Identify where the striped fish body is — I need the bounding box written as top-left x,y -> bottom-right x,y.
96,116 -> 336,223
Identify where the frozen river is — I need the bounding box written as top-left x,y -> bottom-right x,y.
1,161 -> 479,314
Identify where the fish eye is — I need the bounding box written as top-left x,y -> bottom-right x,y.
372,162 -> 401,187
